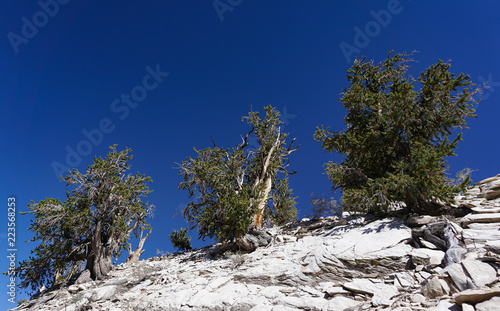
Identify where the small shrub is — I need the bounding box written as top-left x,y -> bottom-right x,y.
156,249 -> 169,257
169,228 -> 192,252
230,253 -> 246,269
17,298 -> 28,306
308,194 -> 341,218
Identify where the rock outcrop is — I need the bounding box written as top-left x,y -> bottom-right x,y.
15,174 -> 500,311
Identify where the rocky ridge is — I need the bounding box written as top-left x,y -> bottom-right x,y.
15,174 -> 500,311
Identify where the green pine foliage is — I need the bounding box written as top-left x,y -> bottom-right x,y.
178,106 -> 298,245
314,52 -> 480,214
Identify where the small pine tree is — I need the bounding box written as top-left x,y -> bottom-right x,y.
169,228 -> 192,252
14,145 -> 154,293
314,52 -> 480,215
308,194 -> 340,218
178,106 -> 299,250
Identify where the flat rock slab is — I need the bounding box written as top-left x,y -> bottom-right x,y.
343,278 -> 379,295
484,190 -> 500,200
463,229 -> 500,244
343,278 -> 399,306
324,296 -> 362,310
471,207 -> 500,214
475,296 -> 500,311
407,215 -> 439,227
461,259 -> 498,287
445,263 -> 475,291
453,286 -> 500,305
462,213 -> 500,227
485,241 -> 500,254
326,218 -> 412,257
411,248 -> 445,267
468,223 -> 500,230
477,175 -> 500,185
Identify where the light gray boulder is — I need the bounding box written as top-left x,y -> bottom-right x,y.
475,296 -> 500,311
74,269 -> 92,285
422,275 -> 448,298
461,259 -> 498,287
411,248 -> 445,267
445,263 -> 475,291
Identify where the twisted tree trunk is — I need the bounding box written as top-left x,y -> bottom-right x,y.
86,220 -> 112,280
251,131 -> 280,228
253,176 -> 273,228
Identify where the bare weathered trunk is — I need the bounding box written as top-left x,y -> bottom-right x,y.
251,131 -> 280,228
231,131 -> 281,252
253,176 -> 273,228
126,229 -> 151,264
52,268 -> 62,286
86,220 -> 112,280
86,253 -> 111,280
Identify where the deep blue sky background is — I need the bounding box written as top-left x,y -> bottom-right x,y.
1,0 -> 499,303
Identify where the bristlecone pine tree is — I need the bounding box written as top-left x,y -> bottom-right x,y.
178,106 -> 299,251
15,145 -> 154,293
314,52 -> 481,215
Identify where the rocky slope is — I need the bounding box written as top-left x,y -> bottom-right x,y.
15,174 -> 500,311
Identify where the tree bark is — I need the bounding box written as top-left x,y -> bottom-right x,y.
86,220 -> 112,280
251,131 -> 280,228
253,176 -> 273,228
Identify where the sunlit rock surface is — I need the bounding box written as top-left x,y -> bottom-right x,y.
16,174 -> 500,311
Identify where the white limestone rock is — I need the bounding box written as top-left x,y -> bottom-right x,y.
411,293 -> 426,304
461,259 -> 498,287
445,263 -> 474,291
434,299 -> 460,311
471,206 -> 500,213
394,272 -> 416,289
462,213 -> 500,227
422,275 -> 447,298
485,240 -> 500,255
343,278 -> 399,306
475,296 -> 500,311
18,194 -> 500,311
463,228 -> 500,245
468,223 -> 500,230
88,284 -> 117,301
411,248 -> 445,267
462,303 -> 475,311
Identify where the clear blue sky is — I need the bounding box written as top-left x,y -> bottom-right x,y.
1,0 -> 499,303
